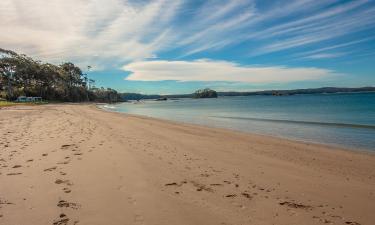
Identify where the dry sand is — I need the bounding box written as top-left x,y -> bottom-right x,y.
0,104 -> 374,225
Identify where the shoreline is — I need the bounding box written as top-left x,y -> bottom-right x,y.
1,104 -> 375,225
97,104 -> 375,154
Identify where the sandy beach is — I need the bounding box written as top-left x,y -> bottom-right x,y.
1,104 -> 374,225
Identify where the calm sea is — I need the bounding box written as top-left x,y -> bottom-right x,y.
101,92 -> 375,151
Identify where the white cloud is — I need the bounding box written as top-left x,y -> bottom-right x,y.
123,59 -> 335,83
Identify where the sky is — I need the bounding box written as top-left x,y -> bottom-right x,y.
1,0 -> 375,94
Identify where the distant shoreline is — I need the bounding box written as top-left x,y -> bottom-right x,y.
121,86 -> 375,100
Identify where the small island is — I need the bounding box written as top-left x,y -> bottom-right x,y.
193,88 -> 218,98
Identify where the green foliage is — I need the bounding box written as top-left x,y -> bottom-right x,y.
0,101 -> 17,107
0,48 -> 121,102
193,88 -> 218,98
0,100 -> 47,107
90,87 -> 122,103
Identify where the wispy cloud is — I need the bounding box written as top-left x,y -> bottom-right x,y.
303,52 -> 347,59
123,59 -> 335,83
298,37 -> 375,56
0,0 -> 182,69
1,0 -> 374,72
251,1 -> 375,56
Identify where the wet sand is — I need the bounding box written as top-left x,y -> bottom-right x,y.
0,104 -> 374,225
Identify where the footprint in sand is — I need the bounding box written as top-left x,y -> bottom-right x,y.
53,214 -> 69,225
57,200 -> 80,209
61,144 -> 75,150
63,187 -> 71,193
127,197 -> 137,205
44,166 -> 57,172
279,201 -> 313,210
134,214 -> 145,224
0,198 -> 14,206
191,181 -> 214,192
225,194 -> 237,198
241,192 -> 252,199
345,221 -> 361,225
55,179 -> 73,186
7,172 -> 22,176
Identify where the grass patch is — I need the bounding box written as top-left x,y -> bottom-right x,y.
0,101 -> 17,107
0,101 -> 48,108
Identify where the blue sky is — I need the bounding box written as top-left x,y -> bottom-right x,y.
1,0 -> 374,94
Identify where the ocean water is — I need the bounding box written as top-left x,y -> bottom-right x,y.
102,92 -> 375,151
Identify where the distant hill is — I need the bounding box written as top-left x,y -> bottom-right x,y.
120,87 -> 375,101
216,86 -> 375,97
119,93 -> 161,101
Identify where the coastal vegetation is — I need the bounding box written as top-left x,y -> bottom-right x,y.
0,48 -> 121,102
193,88 -> 218,98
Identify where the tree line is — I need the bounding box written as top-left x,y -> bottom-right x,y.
0,48 -> 122,102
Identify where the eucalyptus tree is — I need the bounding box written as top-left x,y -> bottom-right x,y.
0,48 -> 121,102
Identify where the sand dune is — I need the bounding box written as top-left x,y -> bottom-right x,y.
0,104 -> 374,225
